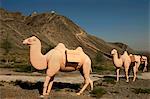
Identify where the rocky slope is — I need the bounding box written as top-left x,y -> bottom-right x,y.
0,8 -> 133,63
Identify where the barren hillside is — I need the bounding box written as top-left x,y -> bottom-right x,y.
0,8 -> 133,63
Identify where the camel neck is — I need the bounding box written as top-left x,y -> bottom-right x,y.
113,53 -> 119,60
29,42 -> 47,70
113,53 -> 123,67
30,44 -> 42,56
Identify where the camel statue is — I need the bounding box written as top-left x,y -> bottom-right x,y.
129,54 -> 148,81
111,49 -> 123,82
121,50 -> 131,82
111,49 -> 131,82
23,36 -> 93,97
141,56 -> 148,72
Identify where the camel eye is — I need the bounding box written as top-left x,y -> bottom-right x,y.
33,38 -> 36,41
28,39 -> 32,42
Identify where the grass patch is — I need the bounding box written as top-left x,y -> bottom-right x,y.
93,65 -> 114,72
13,64 -> 45,73
0,63 -> 14,68
132,88 -> 150,94
90,87 -> 107,98
110,91 -> 119,94
93,62 -> 115,73
103,77 -> 116,84
54,88 -> 61,92
14,64 -> 37,73
93,66 -> 107,72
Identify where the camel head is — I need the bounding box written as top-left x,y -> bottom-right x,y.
23,36 -> 40,45
111,49 -> 117,55
141,56 -> 147,60
141,56 -> 148,64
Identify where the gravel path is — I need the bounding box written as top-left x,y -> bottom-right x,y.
0,72 -> 149,83
0,74 -> 101,83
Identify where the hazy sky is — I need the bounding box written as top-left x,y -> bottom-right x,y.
0,0 -> 149,51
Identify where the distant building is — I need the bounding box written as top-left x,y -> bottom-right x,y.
30,11 -> 37,17
51,11 -> 55,14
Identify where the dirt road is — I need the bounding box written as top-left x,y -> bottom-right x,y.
0,68 -> 150,99
0,72 -> 149,84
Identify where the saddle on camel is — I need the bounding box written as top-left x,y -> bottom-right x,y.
65,48 -> 82,69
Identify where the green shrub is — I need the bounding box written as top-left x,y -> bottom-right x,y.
13,64 -> 46,73
93,65 -> 115,73
132,88 -> 150,94
54,88 -> 61,92
93,66 -> 107,72
103,77 -> 116,84
90,87 -> 106,98
14,64 -> 36,73
94,51 -> 104,64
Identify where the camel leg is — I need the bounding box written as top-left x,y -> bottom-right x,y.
116,68 -> 120,82
46,76 -> 55,95
133,65 -> 137,82
79,69 -> 93,90
89,78 -> 93,91
42,62 -> 59,96
77,77 -> 93,95
143,66 -> 147,72
143,61 -> 147,72
133,62 -> 140,82
136,63 -> 140,72
42,76 -> 51,96
125,67 -> 129,82
77,60 -> 93,95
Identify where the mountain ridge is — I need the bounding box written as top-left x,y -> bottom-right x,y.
0,8 -> 133,63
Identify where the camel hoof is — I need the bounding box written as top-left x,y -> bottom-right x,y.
115,80 -> 119,83
42,93 -> 49,96
45,93 -> 49,95
76,92 -> 81,95
40,95 -> 44,98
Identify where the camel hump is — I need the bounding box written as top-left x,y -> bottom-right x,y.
55,43 -> 66,50
123,51 -> 128,55
76,47 -> 83,52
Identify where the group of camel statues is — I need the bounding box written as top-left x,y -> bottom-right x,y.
111,49 -> 148,82
23,36 -> 148,97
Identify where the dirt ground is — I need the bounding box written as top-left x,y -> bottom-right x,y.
0,68 -> 150,99
0,78 -> 150,99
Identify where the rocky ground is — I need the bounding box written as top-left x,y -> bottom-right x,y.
0,68 -> 150,99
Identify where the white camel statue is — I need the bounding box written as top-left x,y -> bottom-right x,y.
129,54 -> 148,81
111,49 -> 131,82
23,36 -> 93,97
111,49 -> 123,82
141,56 -> 148,72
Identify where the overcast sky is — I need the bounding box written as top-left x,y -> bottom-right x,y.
0,0 -> 149,51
